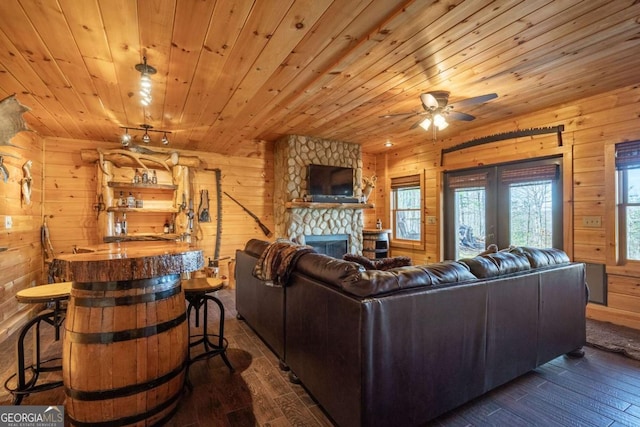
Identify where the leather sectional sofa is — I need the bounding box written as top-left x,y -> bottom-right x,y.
235,239 -> 586,427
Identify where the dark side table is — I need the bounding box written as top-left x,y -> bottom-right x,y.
182,277 -> 234,371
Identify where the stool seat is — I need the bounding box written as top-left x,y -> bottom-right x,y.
182,277 -> 223,294
5,282 -> 71,405
16,282 -> 72,304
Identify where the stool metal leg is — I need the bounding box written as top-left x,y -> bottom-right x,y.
185,292 -> 234,372
5,306 -> 65,405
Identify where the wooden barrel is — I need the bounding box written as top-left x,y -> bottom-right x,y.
63,273 -> 188,426
362,229 -> 391,260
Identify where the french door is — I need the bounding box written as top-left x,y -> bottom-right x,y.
444,157 -> 563,260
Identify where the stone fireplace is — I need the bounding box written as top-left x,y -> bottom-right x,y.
274,135 -> 364,255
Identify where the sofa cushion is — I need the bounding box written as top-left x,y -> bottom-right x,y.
244,238 -> 270,258
521,247 -> 570,268
459,250 -> 531,278
345,261 -> 477,297
296,253 -> 364,288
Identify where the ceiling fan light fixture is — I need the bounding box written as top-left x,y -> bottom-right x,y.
419,117 -> 432,130
433,113 -> 447,129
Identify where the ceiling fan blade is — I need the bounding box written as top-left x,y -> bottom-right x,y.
448,93 -> 498,109
380,111 -> 428,118
409,119 -> 424,130
379,112 -> 414,118
448,111 -> 475,121
420,93 -> 439,110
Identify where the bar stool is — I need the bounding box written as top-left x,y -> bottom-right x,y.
4,282 -> 71,404
183,277 -> 234,371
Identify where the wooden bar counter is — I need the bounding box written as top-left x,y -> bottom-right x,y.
50,242 -> 203,427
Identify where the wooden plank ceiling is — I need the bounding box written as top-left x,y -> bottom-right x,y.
0,0 -> 639,156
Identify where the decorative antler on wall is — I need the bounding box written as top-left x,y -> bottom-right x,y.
21,160 -> 32,205
81,148 -> 199,171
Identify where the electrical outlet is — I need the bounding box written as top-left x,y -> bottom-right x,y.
5,216 -> 12,229
582,216 -> 602,227
426,216 -> 437,225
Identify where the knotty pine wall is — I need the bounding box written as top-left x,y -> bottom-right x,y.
43,136 -> 275,260
0,131 -> 44,342
375,84 -> 640,329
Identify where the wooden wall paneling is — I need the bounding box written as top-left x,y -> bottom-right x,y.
376,84 -> 640,327
0,131 -> 44,343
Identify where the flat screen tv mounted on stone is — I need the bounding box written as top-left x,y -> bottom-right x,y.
307,164 -> 358,203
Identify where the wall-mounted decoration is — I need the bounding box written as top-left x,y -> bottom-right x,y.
0,95 -> 31,183
0,95 -> 30,154
362,175 -> 377,202
0,157 -> 8,183
21,160 -> 32,205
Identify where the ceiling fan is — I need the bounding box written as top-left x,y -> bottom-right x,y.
380,91 -> 498,138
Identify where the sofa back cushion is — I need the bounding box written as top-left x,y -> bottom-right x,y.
244,239 -> 270,258
296,253 -> 476,297
459,249 -> 531,278
521,247 -> 570,268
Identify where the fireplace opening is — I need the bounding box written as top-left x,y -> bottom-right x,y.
304,234 -> 349,259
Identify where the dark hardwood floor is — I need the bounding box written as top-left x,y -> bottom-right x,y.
2,288 -> 640,426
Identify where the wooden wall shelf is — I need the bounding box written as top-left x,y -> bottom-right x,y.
108,182 -> 177,190
107,207 -> 179,213
285,202 -> 374,210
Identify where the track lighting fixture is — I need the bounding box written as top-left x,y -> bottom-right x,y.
119,125 -> 171,147
135,56 -> 156,107
141,124 -> 152,144
121,128 -> 132,146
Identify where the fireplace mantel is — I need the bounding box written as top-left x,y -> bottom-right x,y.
285,201 -> 374,210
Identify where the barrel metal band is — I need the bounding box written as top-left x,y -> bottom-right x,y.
66,381 -> 183,427
64,360 -> 185,401
72,274 -> 180,292
72,285 -> 181,307
66,312 -> 186,344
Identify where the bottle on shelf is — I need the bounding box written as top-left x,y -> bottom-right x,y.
115,216 -> 122,236
376,218 -> 382,230
135,193 -> 143,208
163,219 -> 170,234
118,191 -> 126,207
133,169 -> 141,184
168,214 -> 175,234
151,170 -> 157,184
127,192 -> 135,208
121,213 -> 127,235
142,169 -> 149,184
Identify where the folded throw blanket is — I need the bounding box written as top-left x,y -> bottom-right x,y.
253,239 -> 316,286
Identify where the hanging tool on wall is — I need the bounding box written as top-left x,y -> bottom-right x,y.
93,194 -> 105,220
204,168 -> 223,261
187,198 -> 195,231
198,189 -> 210,222
41,217 -> 55,261
224,191 -> 272,237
